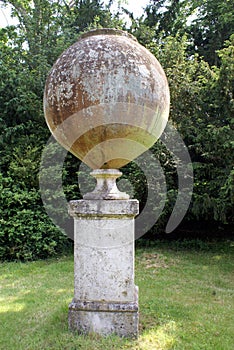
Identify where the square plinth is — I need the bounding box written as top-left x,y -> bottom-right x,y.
68,199 -> 139,338
68,298 -> 139,338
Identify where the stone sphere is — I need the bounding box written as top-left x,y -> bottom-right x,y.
44,28 -> 170,169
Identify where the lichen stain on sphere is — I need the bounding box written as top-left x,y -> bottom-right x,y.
43,28 -> 170,169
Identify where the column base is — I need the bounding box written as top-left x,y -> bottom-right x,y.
68,298 -> 139,338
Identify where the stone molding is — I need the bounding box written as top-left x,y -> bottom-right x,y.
69,199 -> 139,218
69,298 -> 139,312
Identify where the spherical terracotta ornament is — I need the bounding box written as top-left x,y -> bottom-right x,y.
44,28 -> 170,169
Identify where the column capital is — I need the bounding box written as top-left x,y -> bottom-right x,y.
68,199 -> 139,219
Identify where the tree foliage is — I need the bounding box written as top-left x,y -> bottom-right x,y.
144,0 -> 194,37
143,0 -> 234,66
189,0 -> 234,66
0,0 -> 233,260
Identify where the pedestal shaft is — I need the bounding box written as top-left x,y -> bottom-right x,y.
68,199 -> 139,338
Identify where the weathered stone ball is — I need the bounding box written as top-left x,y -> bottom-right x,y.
44,28 -> 170,169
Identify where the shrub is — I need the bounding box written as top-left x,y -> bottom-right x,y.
0,173 -> 71,261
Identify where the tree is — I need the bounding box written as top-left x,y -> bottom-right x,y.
157,35 -> 234,228
189,0 -> 234,66
0,0 -> 125,260
142,0 -> 234,67
0,0 -> 233,260
143,0 -> 194,38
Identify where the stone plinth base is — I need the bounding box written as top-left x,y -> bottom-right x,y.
68,297 -> 139,338
68,197 -> 139,338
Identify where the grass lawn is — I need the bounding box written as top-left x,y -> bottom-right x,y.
0,240 -> 233,349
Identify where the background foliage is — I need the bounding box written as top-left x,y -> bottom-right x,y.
0,0 -> 233,260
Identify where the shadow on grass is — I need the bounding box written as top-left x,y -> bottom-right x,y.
1,242 -> 233,349
0,289 -> 180,350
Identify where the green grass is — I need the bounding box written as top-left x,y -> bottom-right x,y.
0,240 -> 233,349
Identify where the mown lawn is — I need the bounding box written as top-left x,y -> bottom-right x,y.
0,240 -> 233,349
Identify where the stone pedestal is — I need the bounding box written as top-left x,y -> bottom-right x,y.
68,198 -> 139,338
